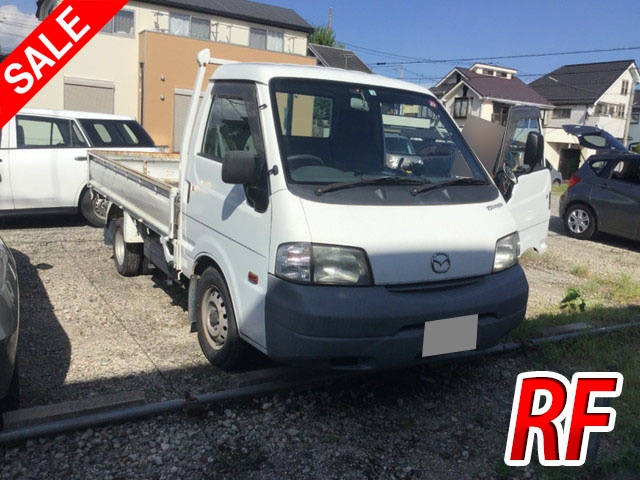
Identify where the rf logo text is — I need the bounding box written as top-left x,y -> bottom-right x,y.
504,371 -> 623,467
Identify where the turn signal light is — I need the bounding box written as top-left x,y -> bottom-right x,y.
568,172 -> 581,188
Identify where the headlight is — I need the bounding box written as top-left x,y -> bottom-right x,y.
276,243 -> 372,285
493,232 -> 520,272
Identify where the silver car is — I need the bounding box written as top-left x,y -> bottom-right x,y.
0,236 -> 19,423
546,160 -> 563,186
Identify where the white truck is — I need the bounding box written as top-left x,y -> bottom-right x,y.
88,49 -> 551,371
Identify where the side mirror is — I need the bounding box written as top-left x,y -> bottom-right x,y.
221,151 -> 261,185
524,131 -> 544,169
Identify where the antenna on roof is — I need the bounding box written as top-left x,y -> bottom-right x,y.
328,7 -> 333,30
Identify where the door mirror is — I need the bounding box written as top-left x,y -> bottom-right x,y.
222,151 -> 261,185
503,163 -> 518,185
524,131 -> 544,169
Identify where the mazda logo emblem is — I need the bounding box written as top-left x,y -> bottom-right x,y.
431,253 -> 451,274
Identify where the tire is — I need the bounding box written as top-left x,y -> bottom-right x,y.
80,189 -> 108,228
112,218 -> 143,277
195,267 -> 251,372
0,360 -> 20,429
564,203 -> 597,240
553,179 -> 562,187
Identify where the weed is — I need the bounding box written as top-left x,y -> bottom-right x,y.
569,264 -> 590,278
560,287 -> 586,313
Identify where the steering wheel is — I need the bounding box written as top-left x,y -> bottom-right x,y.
287,154 -> 325,169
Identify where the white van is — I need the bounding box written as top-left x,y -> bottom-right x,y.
87,50 -> 551,370
0,109 -> 159,226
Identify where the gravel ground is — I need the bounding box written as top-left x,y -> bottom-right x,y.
1,196 -> 638,479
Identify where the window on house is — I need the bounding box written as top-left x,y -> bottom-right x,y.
621,80 -> 629,95
631,110 -> 640,124
100,10 -> 134,37
249,27 -> 284,52
552,108 -> 571,119
484,69 -> 495,76
617,104 -> 626,118
595,103 -> 617,116
169,14 -> 210,40
453,98 -> 470,118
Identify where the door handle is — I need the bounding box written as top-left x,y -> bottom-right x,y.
74,156 -> 87,162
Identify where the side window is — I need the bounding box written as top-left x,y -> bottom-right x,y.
504,117 -> 542,172
589,160 -> 609,177
201,85 -> 264,160
610,159 -> 640,185
15,116 -> 73,149
275,92 -> 332,138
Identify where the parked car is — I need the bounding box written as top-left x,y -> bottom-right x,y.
560,125 -> 640,241
384,133 -> 423,169
0,236 -> 19,425
0,109 -> 160,226
546,160 -> 563,186
87,51 -> 550,371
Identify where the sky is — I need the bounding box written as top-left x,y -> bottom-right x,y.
2,0 -> 640,86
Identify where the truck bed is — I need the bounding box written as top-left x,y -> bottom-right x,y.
88,150 -> 181,238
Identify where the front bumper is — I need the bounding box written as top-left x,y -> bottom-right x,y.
264,265 -> 528,369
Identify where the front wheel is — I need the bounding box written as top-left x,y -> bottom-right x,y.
195,267 -> 250,371
80,189 -> 108,227
564,204 -> 596,240
112,218 -> 143,276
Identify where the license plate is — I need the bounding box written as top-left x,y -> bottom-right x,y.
422,314 -> 478,357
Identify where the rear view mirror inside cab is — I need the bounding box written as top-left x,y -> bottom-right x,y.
350,97 -> 369,111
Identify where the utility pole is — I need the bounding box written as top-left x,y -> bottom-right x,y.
328,7 -> 333,30
392,65 -> 404,80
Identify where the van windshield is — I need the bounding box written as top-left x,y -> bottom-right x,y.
270,79 -> 487,193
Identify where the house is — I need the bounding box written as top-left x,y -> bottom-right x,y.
307,44 -> 372,73
31,0 -> 316,150
431,63 -> 552,128
530,60 -> 640,176
627,90 -> 640,146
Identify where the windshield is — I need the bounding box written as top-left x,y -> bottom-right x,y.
270,79 -> 487,189
78,119 -> 155,148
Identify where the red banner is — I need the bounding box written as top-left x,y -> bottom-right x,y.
0,0 -> 128,129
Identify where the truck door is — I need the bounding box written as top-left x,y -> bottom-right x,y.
497,107 -> 551,254
8,115 -> 89,210
183,81 -> 272,349
0,121 -> 13,210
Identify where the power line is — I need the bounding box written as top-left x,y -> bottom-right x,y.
367,45 -> 640,66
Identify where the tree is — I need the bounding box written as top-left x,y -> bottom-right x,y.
308,25 -> 344,48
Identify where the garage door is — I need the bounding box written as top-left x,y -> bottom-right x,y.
64,78 -> 115,114
173,89 -> 204,152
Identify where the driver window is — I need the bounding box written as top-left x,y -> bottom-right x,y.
504,117 -> 541,173
201,96 -> 256,161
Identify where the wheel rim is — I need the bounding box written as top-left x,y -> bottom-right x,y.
114,229 -> 125,265
568,209 -> 590,234
201,287 -> 228,350
93,198 -> 108,220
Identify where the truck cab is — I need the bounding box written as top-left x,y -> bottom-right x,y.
89,50 -> 550,371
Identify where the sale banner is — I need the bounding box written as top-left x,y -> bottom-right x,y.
0,0 -> 128,129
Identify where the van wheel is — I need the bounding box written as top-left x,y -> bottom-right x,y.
80,190 -> 108,227
564,204 -> 596,240
196,267 -> 250,372
113,218 -> 143,277
0,360 -> 20,428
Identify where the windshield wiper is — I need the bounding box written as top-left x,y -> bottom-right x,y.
410,178 -> 489,196
315,176 -> 426,196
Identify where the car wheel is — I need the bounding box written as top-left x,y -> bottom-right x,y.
553,179 -> 562,187
195,267 -> 251,372
112,218 -> 143,277
564,204 -> 596,240
0,360 -> 20,429
80,189 -> 108,228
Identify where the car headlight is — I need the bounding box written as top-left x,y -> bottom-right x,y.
493,232 -> 520,272
275,243 -> 372,285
